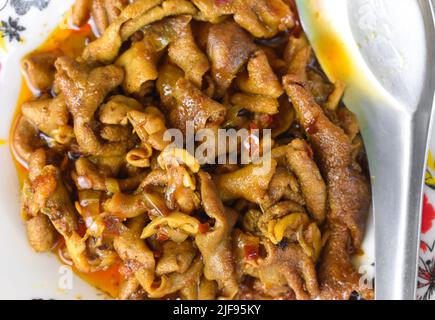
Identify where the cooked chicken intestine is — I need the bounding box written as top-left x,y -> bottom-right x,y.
193,0 -> 295,38
21,52 -> 59,92
195,172 -> 238,299
283,78 -> 371,300
13,0 -> 372,300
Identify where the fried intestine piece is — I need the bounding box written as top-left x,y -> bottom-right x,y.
283,78 -> 372,300
207,20 -> 256,97
99,95 -> 144,126
21,149 -> 99,272
12,116 -> 44,164
257,201 -> 305,239
116,216 -> 204,299
147,257 -> 204,299
283,35 -> 312,84
105,149 -> 200,219
170,78 -> 227,133
83,0 -> 197,64
286,139 -> 327,224
113,217 -> 156,295
55,56 -> 131,157
257,241 -> 319,300
318,223 -> 374,300
164,165 -> 201,214
167,17 -> 209,87
21,52 -> 59,92
115,15 -> 208,93
156,240 -> 196,276
26,213 -> 58,253
191,0 -> 232,23
22,151 -> 60,254
230,93 -> 279,115
156,62 -> 184,110
192,0 -> 295,38
180,276 -> 218,300
120,0 -> 197,40
128,107 -> 169,152
126,107 -> 169,169
231,49 -> 283,116
91,0 -> 129,35
86,9 -> 206,95
214,160 -> 277,205
283,80 -> 370,250
256,200 -> 324,263
72,0 -> 92,27
195,171 -> 239,299
158,147 -> 201,214
118,276 -> 145,300
266,166 -> 306,206
72,157 -> 147,193
103,185 -> 172,219
101,125 -> 135,143
115,41 -> 159,95
236,49 -> 283,98
232,0 -> 295,38
21,94 -> 74,145
83,0 -> 163,63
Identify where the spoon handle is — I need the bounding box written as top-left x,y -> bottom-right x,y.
297,0 -> 435,299
374,0 -> 435,300
370,109 -> 432,300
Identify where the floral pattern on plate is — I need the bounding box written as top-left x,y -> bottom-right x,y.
418,151 -> 435,300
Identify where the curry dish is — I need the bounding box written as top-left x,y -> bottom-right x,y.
11,0 -> 372,300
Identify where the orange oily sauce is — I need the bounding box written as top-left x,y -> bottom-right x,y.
314,31 -> 353,82
302,6 -> 355,84
10,23 -> 121,299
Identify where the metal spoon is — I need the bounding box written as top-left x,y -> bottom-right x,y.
296,0 -> 435,300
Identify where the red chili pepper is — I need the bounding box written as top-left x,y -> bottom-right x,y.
77,219 -> 87,237
199,223 -> 211,234
244,244 -> 259,260
214,0 -> 231,6
249,122 -> 258,131
157,232 -> 170,242
267,114 -> 276,128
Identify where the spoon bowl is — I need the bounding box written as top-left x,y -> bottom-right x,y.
297,0 -> 435,300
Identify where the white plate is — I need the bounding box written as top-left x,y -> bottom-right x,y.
4,0 -> 430,300
0,0 -> 103,300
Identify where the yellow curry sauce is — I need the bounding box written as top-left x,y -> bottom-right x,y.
10,20 -> 121,299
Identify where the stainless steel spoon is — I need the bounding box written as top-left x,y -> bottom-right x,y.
296,0 -> 435,299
